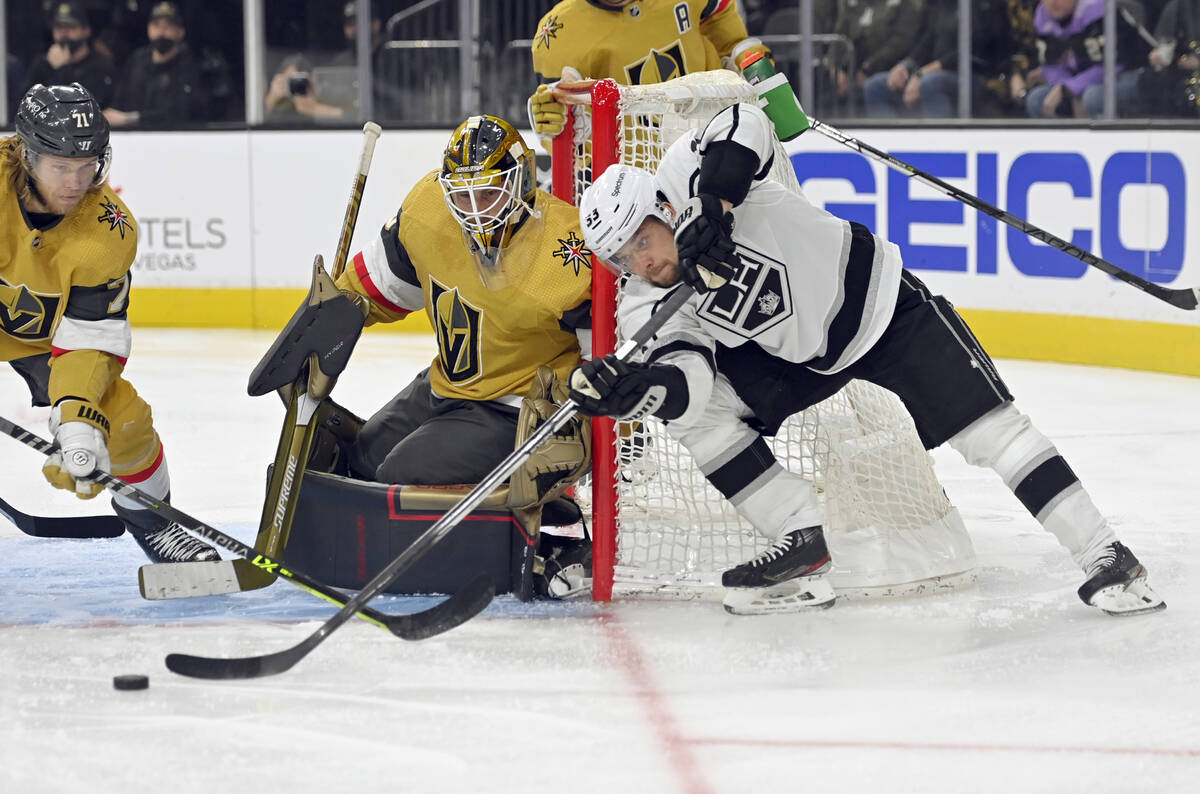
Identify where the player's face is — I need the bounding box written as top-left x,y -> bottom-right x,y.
610,217 -> 678,287
31,154 -> 100,214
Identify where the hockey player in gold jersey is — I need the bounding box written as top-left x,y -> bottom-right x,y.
528,0 -> 771,140
1,83 -> 217,564
334,114 -> 593,488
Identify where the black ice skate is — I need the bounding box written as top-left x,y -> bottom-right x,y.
116,503 -> 219,564
1078,541 -> 1165,616
721,526 -> 836,615
536,534 -> 593,599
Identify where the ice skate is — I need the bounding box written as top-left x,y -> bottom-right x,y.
1078,541 -> 1165,616
116,504 -> 219,564
536,534 -> 593,599
721,526 -> 836,615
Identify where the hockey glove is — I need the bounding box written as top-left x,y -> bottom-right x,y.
528,83 -> 567,138
674,193 -> 740,293
42,399 -> 111,499
569,355 -> 687,422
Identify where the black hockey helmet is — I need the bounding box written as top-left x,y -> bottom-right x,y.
15,83 -> 112,185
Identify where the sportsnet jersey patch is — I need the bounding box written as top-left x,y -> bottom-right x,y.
551,231 -> 592,276
97,199 -> 133,239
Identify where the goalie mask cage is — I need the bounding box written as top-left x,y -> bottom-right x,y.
551,71 -> 977,602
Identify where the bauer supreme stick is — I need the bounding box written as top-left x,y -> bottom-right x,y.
164,283 -> 699,680
0,493 -> 124,539
803,118 -> 1199,311
139,123 -> 383,599
0,415 -> 494,640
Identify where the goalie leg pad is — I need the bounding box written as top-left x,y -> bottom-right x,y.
508,366 -> 592,511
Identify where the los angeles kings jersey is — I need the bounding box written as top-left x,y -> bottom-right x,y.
1,141 -> 136,405
619,103 -> 904,427
532,0 -> 751,85
337,172 -> 593,404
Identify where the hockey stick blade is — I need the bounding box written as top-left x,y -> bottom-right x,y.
165,572 -> 495,680
0,415 -> 492,646
0,495 -> 125,538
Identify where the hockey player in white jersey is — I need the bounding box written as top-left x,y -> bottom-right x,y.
569,101 -> 1165,617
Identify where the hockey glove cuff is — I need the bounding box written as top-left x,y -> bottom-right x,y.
569,355 -> 687,422
674,193 -> 740,293
43,399 -> 111,499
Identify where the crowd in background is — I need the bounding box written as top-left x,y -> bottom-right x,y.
5,0 -> 1200,127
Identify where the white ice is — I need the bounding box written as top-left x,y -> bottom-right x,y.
1,328 -> 1197,794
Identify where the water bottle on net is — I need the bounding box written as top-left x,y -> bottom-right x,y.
738,51 -> 809,141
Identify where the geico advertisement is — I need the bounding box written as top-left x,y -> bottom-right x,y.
784,129 -> 1198,326
109,128 -> 1197,327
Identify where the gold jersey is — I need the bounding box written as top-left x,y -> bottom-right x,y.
532,0 -> 752,84
1,142 -> 137,405
338,171 -> 593,403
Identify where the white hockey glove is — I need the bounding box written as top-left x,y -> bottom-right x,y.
568,355 -> 686,422
43,399 -> 111,499
673,193 -> 740,293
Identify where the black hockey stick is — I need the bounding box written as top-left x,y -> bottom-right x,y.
164,283 -> 698,680
0,415 -> 494,641
804,118 -> 1199,311
0,494 -> 124,538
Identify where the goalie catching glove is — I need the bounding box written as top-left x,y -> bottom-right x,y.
508,366 -> 592,512
568,355 -> 688,422
42,398 -> 111,499
673,193 -> 740,293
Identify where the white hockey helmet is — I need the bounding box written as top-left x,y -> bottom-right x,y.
578,164 -> 671,273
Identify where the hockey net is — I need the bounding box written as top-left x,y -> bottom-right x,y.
550,71 -> 976,601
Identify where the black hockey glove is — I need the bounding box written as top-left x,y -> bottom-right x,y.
568,355 -> 687,422
673,193 -> 740,293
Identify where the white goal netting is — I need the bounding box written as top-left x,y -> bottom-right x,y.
554,71 -> 976,599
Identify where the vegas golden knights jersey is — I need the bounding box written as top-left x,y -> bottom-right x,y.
1,139 -> 137,406
337,171 -> 593,403
533,0 -> 752,85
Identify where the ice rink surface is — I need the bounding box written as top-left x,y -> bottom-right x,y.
1,328 -> 1197,794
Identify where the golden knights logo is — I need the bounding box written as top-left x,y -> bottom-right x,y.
0,278 -> 58,340
626,41 -> 687,84
97,198 -> 133,239
430,278 -> 483,384
551,231 -> 592,276
535,15 -> 562,50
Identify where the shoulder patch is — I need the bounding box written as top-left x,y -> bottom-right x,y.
536,15 -> 563,50
96,198 -> 134,239
551,231 -> 593,276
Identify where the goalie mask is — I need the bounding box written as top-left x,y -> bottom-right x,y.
578,164 -> 672,275
439,115 -> 539,289
15,83 -> 112,188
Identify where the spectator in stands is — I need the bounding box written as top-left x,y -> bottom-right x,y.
862,0 -> 1017,117
1138,0 -> 1200,116
23,2 -> 116,107
103,1 -> 206,128
1022,0 -> 1149,117
831,0 -> 925,110
264,54 -> 347,123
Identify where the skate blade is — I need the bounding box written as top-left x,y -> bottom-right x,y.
723,577 -> 836,616
1090,577 -> 1166,617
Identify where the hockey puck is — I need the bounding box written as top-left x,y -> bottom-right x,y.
113,674 -> 149,691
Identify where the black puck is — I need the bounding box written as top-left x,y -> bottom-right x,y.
113,674 -> 149,691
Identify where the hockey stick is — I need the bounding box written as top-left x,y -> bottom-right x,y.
803,118 -> 1199,311
164,283 -> 698,680
0,494 -> 124,539
0,415 -> 494,641
139,123 -> 382,599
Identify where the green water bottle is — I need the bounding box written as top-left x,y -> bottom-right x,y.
738,51 -> 809,141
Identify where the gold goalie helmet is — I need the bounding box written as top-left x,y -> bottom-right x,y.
439,114 -> 539,289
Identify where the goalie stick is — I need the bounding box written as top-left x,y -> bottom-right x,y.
0,414 -> 494,641
0,494 -> 124,539
139,122 -> 381,599
802,117 -> 1199,311
163,283 -> 698,680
